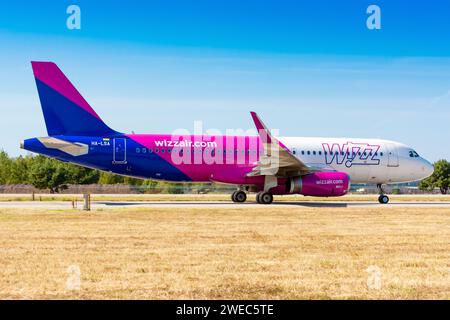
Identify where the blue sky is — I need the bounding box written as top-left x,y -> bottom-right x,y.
0,0 -> 449,161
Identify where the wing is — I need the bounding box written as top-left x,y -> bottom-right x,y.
247,112 -> 322,177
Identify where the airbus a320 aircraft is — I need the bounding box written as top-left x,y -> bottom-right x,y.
21,62 -> 434,204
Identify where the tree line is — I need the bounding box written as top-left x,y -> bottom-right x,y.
0,151 -> 164,193
0,151 -> 449,194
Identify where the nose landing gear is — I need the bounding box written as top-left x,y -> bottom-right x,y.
378,194 -> 389,204
377,184 -> 389,204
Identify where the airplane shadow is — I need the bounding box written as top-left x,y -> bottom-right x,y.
97,202 -> 163,206
272,202 -> 349,207
95,201 -> 449,208
96,201 -> 350,207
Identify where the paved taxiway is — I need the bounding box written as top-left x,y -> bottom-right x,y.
1,200 -> 450,209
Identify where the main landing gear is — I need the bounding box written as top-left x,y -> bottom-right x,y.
256,191 -> 273,205
231,190 -> 247,203
377,184 -> 389,204
231,190 -> 274,204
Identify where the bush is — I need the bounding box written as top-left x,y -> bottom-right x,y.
419,160 -> 450,194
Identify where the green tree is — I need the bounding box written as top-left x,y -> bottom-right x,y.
97,171 -> 144,185
28,156 -> 69,193
98,171 -> 125,184
8,156 -> 31,184
419,160 -> 450,194
123,176 -> 143,185
141,179 -> 159,193
0,150 -> 12,184
66,164 -> 100,185
167,183 -> 185,194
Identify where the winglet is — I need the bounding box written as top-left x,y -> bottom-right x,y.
250,111 -> 273,144
249,111 -> 312,177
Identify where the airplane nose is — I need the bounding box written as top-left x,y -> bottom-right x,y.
420,159 -> 434,179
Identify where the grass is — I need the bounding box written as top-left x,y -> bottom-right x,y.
0,193 -> 449,202
0,206 -> 449,299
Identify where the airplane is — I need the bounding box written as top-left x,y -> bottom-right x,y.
21,61 -> 434,204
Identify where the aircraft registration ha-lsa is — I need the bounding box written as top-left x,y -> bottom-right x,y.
21,62 -> 434,204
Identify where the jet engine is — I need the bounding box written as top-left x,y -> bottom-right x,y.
288,171 -> 349,197
270,171 -> 350,197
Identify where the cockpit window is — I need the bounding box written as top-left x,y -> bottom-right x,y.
409,150 -> 419,158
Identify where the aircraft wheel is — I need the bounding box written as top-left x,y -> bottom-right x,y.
259,192 -> 273,204
231,191 -> 238,202
256,191 -> 263,204
378,195 -> 389,204
234,190 -> 247,203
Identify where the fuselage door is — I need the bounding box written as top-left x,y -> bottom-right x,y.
113,138 -> 127,164
386,143 -> 399,167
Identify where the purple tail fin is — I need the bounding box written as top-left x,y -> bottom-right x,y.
31,61 -> 117,136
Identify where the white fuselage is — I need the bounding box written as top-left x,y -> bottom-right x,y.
279,137 -> 433,184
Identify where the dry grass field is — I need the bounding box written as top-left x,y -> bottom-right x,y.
0,206 -> 449,299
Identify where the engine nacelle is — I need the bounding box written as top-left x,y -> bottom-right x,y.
284,171 -> 350,197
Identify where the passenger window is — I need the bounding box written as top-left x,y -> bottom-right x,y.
301,151 -> 305,155
380,152 -> 383,156
319,151 -> 322,155
136,148 -> 140,153
142,148 -> 147,154
155,148 -> 159,153
149,148 -> 153,153
307,151 -> 310,155
313,151 -> 316,155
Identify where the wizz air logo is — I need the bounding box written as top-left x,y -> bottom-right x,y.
154,139 -> 217,148
322,142 -> 381,168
